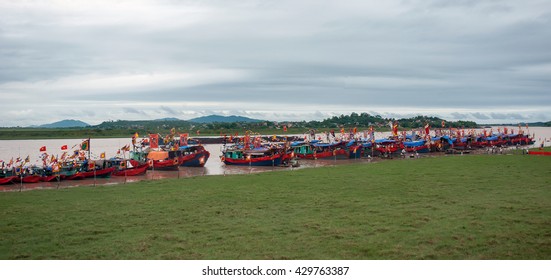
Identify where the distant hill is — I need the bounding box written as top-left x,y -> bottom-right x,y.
38,119 -> 90,128
154,117 -> 181,121
188,115 -> 263,123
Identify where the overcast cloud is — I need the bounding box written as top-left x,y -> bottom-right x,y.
1,0 -> 550,126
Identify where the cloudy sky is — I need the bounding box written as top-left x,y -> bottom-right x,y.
1,0 -> 550,126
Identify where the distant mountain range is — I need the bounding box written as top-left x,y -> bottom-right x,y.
38,119 -> 90,128
188,115 -> 263,123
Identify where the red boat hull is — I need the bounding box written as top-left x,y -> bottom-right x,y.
112,164 -> 149,176
65,167 -> 115,180
0,176 -> 17,185
22,175 -> 42,184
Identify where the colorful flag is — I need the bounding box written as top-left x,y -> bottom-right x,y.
283,125 -> 287,132
61,145 -> 68,150
392,122 -> 398,137
100,152 -> 106,159
424,123 -> 430,135
149,134 -> 159,149
81,139 -> 90,151
441,120 -> 446,128
39,146 -> 47,152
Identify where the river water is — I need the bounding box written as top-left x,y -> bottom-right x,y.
1,126 -> 549,191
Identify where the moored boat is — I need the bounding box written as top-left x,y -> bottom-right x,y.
403,140 -> 430,153
222,146 -> 285,166
112,163 -> 149,176
178,145 -> 210,167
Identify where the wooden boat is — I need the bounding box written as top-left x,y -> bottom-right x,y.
222,146 -> 285,166
147,151 -> 180,170
112,163 -> 149,176
374,139 -> 403,157
178,145 -> 210,167
292,140 -> 348,160
403,140 -> 430,153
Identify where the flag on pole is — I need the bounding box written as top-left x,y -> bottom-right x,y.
149,134 -> 159,149
132,132 -> 139,146
100,152 -> 106,159
39,146 -> 47,152
424,123 -> 430,136
81,139 -> 90,151
61,145 -> 68,150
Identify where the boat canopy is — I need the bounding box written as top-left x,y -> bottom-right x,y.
403,140 -> 426,147
346,140 -> 356,147
375,139 -> 396,144
485,136 -> 499,141
313,142 -> 342,148
360,142 -> 373,148
147,151 -> 169,160
440,136 -> 454,145
290,141 -> 308,147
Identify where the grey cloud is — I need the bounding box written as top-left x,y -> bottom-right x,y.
451,113 -> 469,119
123,107 -> 147,115
471,113 -> 491,120
0,0 -> 550,126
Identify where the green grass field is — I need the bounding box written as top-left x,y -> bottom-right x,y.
1,155 -> 550,259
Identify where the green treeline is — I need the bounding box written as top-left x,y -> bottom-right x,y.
0,112 -> 481,140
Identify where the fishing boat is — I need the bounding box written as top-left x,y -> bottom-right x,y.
177,145 -> 210,167
221,146 -> 285,166
292,140 -> 347,160
374,139 -> 403,157
403,140 -> 430,153
147,151 -> 180,170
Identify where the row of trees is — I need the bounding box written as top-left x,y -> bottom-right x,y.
92,113 -> 479,135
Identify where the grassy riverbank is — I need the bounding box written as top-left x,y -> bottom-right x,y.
1,155 -> 550,259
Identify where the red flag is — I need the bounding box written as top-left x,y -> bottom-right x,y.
424,123 -> 430,135
39,146 -> 47,152
149,134 -> 159,149
283,125 -> 287,132
353,127 -> 357,134
441,120 -> 445,128
61,145 -> 68,150
392,123 -> 398,137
